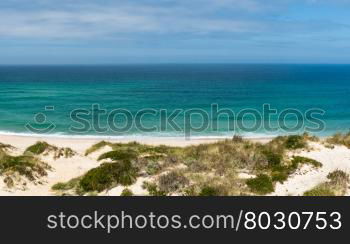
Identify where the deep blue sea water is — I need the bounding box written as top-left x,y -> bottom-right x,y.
0,64 -> 349,138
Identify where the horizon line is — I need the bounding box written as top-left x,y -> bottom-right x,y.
1,63 -> 350,66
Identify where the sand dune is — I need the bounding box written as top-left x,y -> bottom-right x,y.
1,134 -> 349,196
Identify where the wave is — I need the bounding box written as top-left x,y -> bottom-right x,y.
0,130 -> 278,140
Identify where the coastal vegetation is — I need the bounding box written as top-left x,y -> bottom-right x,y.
25,141 -> 76,159
85,141 -> 113,156
51,177 -> 81,192
303,170 -> 349,196
121,188 -> 134,196
0,143 -> 15,152
79,160 -> 138,192
52,133 -> 326,196
246,174 -> 274,194
0,145 -> 51,188
1,132 -> 348,196
326,132 -> 350,149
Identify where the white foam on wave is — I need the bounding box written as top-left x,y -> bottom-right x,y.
0,130 -> 280,140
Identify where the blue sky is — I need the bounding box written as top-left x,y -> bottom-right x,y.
1,0 -> 350,64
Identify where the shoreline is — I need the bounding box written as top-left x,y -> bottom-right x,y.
0,133 -> 274,148
0,131 -> 335,148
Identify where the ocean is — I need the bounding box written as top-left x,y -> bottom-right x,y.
0,64 -> 349,139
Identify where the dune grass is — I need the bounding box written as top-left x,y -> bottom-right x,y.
85,141 -> 113,156
51,177 -> 81,191
268,156 -> 322,185
0,155 -> 50,180
1,133 -> 339,195
50,134 -> 324,196
85,141 -> 178,156
0,143 -> 15,152
158,171 -> 189,193
53,147 -> 76,159
304,170 -> 349,196
97,149 -> 138,161
25,141 -> 75,159
142,182 -> 167,196
0,146 -> 51,187
133,134 -> 315,195
326,132 -> 350,149
303,185 -> 336,196
290,156 -> 322,168
25,141 -> 53,155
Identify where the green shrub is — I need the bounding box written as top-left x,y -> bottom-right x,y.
97,149 -> 138,161
79,161 -> 138,193
271,170 -> 289,183
79,163 -> 117,192
51,182 -> 68,191
268,156 -> 322,184
199,186 -> 222,196
285,135 -> 307,149
246,174 -> 274,195
25,141 -> 54,155
121,188 -> 134,196
116,161 -> 138,186
262,150 -> 282,168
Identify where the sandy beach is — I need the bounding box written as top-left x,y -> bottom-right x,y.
0,134 -> 273,148
0,134 -> 229,196
0,134 -> 350,196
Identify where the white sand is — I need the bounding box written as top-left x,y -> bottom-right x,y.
272,142 -> 350,196
1,134 -> 350,196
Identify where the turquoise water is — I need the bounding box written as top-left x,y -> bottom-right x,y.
0,64 -> 349,138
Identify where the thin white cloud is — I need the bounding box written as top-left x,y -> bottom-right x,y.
0,0 -> 348,40
0,5 -> 266,39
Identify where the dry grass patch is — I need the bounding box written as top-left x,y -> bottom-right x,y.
304,170 -> 349,196
326,133 -> 350,149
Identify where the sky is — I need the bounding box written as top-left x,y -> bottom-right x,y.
0,0 -> 350,64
